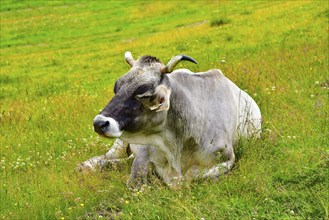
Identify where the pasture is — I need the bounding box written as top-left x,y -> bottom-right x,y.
0,1 -> 328,219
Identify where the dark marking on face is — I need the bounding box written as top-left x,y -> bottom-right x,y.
101,81 -> 159,132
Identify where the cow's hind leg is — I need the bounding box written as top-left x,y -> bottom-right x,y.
76,139 -> 131,171
202,144 -> 235,179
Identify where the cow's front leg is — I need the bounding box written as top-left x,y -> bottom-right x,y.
77,139 -> 131,171
126,145 -> 151,189
202,144 -> 235,179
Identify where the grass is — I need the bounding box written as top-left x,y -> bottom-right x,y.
1,1 -> 328,219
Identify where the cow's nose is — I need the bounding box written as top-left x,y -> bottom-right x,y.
93,119 -> 110,134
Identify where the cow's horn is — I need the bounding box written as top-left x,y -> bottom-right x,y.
125,51 -> 135,67
161,55 -> 197,74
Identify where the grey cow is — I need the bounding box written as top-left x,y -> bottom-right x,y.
79,52 -> 261,188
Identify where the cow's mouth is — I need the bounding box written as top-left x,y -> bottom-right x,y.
93,115 -> 123,138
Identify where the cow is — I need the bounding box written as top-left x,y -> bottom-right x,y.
79,51 -> 261,188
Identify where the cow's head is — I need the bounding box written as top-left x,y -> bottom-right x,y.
93,51 -> 197,138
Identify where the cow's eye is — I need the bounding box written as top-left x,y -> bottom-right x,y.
133,84 -> 154,97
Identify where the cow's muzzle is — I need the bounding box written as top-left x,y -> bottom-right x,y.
93,115 -> 123,138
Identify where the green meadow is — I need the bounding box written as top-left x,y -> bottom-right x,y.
1,1 -> 328,219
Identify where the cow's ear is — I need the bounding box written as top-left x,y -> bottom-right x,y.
149,85 -> 171,112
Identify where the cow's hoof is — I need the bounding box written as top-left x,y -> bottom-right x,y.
126,178 -> 147,191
